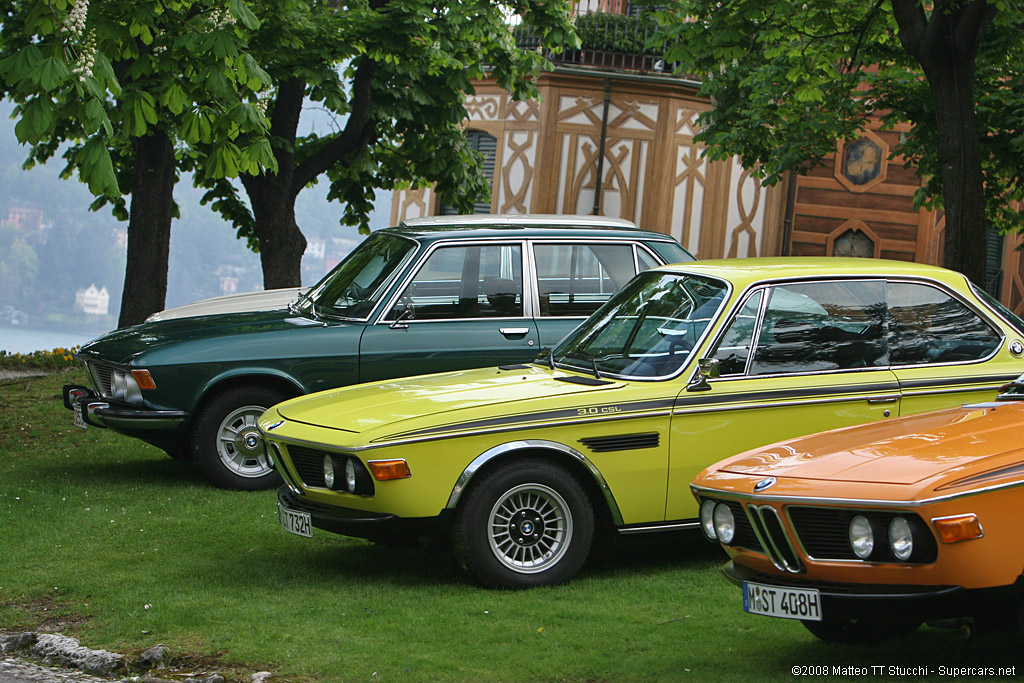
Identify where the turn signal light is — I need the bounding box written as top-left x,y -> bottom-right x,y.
932,514 -> 983,543
131,370 -> 157,390
368,459 -> 411,481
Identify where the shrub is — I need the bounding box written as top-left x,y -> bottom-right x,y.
0,346 -> 80,370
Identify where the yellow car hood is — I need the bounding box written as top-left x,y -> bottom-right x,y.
275,365 -> 620,440
717,401 -> 1024,486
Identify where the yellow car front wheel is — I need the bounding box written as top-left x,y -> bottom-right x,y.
452,458 -> 594,589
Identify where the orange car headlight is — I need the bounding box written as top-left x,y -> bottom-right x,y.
931,514 -> 984,544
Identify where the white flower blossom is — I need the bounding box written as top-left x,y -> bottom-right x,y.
72,30 -> 97,82
63,0 -> 89,39
207,7 -> 237,31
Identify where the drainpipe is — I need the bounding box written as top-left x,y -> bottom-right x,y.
781,170 -> 798,256
592,78 -> 611,215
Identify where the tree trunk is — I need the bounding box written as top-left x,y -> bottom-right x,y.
927,59 -> 987,287
241,77 -> 307,289
241,61 -> 376,290
118,131 -> 176,328
891,0 -> 995,287
244,172 -> 307,289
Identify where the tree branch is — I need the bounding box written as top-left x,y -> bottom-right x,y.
292,54 -> 378,191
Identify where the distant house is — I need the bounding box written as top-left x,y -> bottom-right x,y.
1,206 -> 45,232
75,284 -> 110,316
220,276 -> 239,295
305,238 -> 326,260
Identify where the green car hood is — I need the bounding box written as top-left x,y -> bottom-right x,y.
274,365 -> 622,442
77,310 -> 353,366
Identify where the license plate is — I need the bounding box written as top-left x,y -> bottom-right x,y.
73,402 -> 88,430
278,504 -> 312,538
743,581 -> 822,621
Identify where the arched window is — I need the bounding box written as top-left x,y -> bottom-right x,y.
440,129 -> 497,215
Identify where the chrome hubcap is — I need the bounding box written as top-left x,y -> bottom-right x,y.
487,483 -> 573,574
216,404 -> 271,479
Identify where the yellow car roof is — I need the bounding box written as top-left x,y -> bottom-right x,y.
660,257 -> 966,286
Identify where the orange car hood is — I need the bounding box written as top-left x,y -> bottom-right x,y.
718,401 -> 1024,485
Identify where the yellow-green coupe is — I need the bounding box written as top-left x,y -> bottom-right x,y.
261,258 -> 1024,588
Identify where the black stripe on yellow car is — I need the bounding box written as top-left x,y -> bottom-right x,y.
673,381 -> 902,410
375,397 -> 678,443
895,373 -> 1020,394
373,374 -> 1017,446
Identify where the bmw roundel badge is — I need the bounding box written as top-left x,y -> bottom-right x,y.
754,477 -> 777,492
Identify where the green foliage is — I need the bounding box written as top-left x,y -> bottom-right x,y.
0,347 -> 80,370
200,0 -> 577,244
649,0 -> 1024,235
0,0 -> 277,208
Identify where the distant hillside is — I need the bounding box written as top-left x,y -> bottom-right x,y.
0,102 -> 389,331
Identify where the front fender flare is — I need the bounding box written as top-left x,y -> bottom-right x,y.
445,439 -> 624,526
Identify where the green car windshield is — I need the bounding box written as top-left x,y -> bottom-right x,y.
552,271 -> 729,379
299,232 -> 417,320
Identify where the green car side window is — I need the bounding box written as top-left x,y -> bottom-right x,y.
389,244 -> 524,320
535,243 -> 638,318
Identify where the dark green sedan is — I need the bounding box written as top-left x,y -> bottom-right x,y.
63,215 -> 692,489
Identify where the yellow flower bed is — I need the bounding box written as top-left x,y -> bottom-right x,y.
0,346 -> 81,370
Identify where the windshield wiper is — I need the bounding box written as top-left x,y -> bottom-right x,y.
563,351 -> 603,380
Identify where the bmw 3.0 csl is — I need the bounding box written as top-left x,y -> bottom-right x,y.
262,258 -> 1024,588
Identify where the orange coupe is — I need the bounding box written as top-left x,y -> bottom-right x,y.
690,378 -> 1024,641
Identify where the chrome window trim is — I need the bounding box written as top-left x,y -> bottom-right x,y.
697,273 -> 1013,387
444,438 -> 625,526
307,232 -> 421,323
885,277 -> 1004,369
374,238 -> 529,325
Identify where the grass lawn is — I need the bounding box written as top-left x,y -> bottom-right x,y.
1,369 -> 1021,681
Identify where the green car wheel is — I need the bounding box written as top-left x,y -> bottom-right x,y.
192,385 -> 287,490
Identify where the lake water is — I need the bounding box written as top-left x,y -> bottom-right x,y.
0,325 -> 102,354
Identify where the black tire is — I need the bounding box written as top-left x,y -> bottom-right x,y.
191,385 -> 287,490
802,616 -> 920,643
452,458 -> 594,589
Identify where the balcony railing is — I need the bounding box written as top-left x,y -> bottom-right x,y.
514,5 -> 672,74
